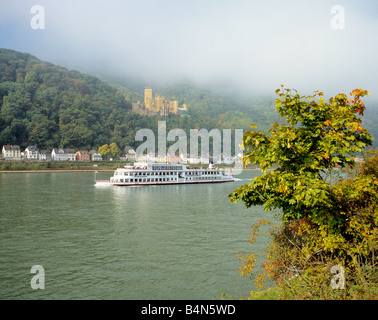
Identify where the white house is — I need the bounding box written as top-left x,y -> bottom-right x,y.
187,156 -> 201,164
2,145 -> 21,160
25,146 -> 39,160
179,153 -> 188,164
39,150 -> 51,161
135,152 -> 156,163
51,148 -> 76,161
89,150 -> 102,161
120,146 -> 136,162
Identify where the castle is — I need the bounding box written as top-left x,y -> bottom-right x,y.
132,87 -> 188,117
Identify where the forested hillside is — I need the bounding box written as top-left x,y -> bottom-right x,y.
0,48 -> 376,152
0,49 -> 136,149
0,49 -> 266,152
137,80 -> 278,133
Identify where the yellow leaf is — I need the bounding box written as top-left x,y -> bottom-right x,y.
351,122 -> 359,131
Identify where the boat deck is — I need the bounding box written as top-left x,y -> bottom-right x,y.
95,179 -> 234,186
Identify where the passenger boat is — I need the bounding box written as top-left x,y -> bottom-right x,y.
94,162 -> 235,186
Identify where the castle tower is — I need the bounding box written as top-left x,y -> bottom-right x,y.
144,87 -> 152,109
169,100 -> 179,114
155,94 -> 166,113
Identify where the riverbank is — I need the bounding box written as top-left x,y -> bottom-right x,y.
0,160 -> 126,172
0,169 -> 114,173
0,167 -> 262,173
0,161 -> 263,173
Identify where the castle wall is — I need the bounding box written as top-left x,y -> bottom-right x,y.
131,87 -> 182,117
132,102 -> 159,117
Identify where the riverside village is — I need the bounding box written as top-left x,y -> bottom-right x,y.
0,86 -> 241,167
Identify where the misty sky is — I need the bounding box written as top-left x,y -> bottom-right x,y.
1,0 -> 377,97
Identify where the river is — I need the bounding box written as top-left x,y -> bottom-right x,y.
0,169 -> 276,299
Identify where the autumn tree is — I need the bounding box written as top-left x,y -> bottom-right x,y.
230,87 -> 377,299
98,144 -> 110,159
109,142 -> 121,159
229,87 -> 373,226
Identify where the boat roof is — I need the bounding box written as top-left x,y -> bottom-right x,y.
118,163 -> 186,171
116,163 -> 220,171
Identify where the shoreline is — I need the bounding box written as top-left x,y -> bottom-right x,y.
0,167 -> 262,173
0,169 -> 114,173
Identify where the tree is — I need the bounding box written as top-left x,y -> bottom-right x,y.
98,144 -> 110,159
229,87 -> 373,226
109,142 -> 121,159
229,87 -> 377,299
27,113 -> 51,148
98,143 -> 120,159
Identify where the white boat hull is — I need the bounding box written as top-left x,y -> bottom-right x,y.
95,178 -> 235,186
94,163 -> 235,187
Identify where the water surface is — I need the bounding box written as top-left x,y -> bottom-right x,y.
0,170 -> 274,299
